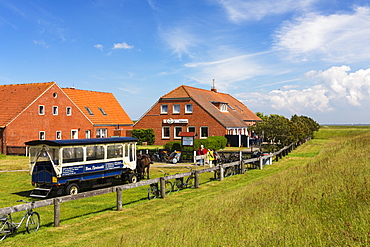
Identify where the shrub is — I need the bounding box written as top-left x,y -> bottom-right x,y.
132,129 -> 155,145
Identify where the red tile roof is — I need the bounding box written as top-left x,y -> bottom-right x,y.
63,88 -> 133,125
0,82 -> 55,127
162,85 -> 261,127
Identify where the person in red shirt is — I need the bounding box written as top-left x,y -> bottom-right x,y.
197,145 -> 207,165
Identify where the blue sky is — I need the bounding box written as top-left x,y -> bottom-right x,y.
1,0 -> 370,124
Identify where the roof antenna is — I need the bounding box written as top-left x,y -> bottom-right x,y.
211,79 -> 217,92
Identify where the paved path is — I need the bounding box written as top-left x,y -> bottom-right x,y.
0,170 -> 28,173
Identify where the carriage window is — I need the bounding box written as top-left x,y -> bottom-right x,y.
86,145 -> 105,161
124,144 -> 129,158
62,147 -> 83,163
107,145 -> 123,159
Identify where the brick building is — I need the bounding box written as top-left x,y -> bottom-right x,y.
134,85 -> 262,146
0,82 -> 133,155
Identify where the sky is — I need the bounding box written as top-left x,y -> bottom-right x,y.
1,0 -> 370,124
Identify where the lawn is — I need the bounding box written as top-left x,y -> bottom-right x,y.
0,126 -> 369,246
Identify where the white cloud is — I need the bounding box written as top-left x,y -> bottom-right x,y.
274,7 -> 370,63
113,42 -> 134,50
160,27 -> 198,59
94,44 -> 103,50
33,40 -> 50,48
218,0 -> 317,22
237,66 -> 370,116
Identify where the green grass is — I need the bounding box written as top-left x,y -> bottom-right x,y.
0,127 -> 369,246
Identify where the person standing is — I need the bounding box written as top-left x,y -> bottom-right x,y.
197,145 -> 207,165
207,149 -> 215,167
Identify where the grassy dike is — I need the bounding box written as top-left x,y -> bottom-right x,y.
1,126 -> 369,246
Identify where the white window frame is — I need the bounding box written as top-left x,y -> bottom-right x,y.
161,104 -> 168,114
66,107 -> 72,116
185,104 -> 193,113
39,131 -> 45,140
162,126 -> 170,139
200,126 -> 209,139
53,106 -> 58,115
71,129 -> 79,139
174,126 -> 182,139
173,104 -> 180,114
39,105 -> 45,115
85,130 -> 91,139
56,131 -> 62,140
220,103 -> 228,112
96,128 -> 107,138
187,126 -> 196,132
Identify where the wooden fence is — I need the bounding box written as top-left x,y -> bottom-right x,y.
0,142 -> 299,227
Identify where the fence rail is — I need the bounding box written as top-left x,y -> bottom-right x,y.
0,141 -> 301,227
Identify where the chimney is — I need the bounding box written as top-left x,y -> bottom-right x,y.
211,79 -> 217,92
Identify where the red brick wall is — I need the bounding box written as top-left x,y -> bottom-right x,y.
5,84 -> 93,148
134,99 -> 227,145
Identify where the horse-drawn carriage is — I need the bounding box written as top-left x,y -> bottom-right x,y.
26,137 -> 151,198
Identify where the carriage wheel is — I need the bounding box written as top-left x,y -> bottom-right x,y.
66,183 -> 79,195
129,173 -> 138,183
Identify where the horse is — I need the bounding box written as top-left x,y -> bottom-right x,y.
137,154 -> 152,179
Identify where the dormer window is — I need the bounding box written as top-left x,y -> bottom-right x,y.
220,103 -> 228,112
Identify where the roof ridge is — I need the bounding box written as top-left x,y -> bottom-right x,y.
0,82 -> 55,88
62,87 -> 111,94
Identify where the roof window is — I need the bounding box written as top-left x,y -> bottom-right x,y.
85,107 -> 94,115
99,107 -> 107,116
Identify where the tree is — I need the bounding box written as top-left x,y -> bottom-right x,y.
132,129 -> 155,145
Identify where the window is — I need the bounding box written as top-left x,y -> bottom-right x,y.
173,104 -> 180,114
220,103 -> 228,112
162,126 -> 170,138
96,128 -> 107,138
85,107 -> 94,115
53,92 -> 57,98
56,131 -> 62,140
85,130 -> 91,139
39,131 -> 45,140
200,127 -> 208,138
185,104 -> 193,113
174,127 -> 182,139
86,145 -> 105,161
98,107 -> 107,116
66,107 -> 72,116
107,145 -> 123,159
161,105 -> 168,114
39,105 -> 45,115
188,126 -> 196,132
71,129 -> 78,139
53,106 -> 58,115
62,147 -> 83,163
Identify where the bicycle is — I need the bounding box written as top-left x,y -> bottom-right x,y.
147,171 -> 173,200
0,200 -> 40,241
173,167 -> 195,191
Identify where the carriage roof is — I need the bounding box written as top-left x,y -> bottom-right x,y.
25,137 -> 138,147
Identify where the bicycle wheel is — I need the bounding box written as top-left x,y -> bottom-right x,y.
214,170 -> 220,180
147,184 -> 158,200
185,175 -> 195,188
174,178 -> 183,192
224,167 -> 233,177
0,220 -> 11,241
26,212 -> 40,233
165,181 -> 172,196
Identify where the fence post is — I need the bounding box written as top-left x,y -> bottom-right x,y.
53,198 -> 61,227
160,177 -> 166,199
259,157 -> 263,170
240,160 -> 245,174
116,187 -> 122,211
193,151 -> 197,164
219,166 -> 224,181
194,170 -> 199,188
